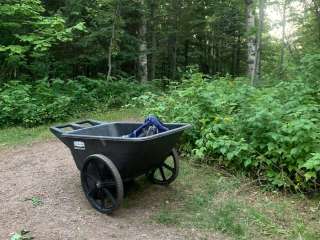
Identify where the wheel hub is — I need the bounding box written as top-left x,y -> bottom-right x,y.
96,181 -> 102,189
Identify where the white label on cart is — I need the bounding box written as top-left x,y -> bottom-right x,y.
74,141 -> 85,150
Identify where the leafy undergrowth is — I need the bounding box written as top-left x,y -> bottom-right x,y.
150,160 -> 320,240
134,72 -> 320,191
0,78 -> 150,127
0,108 -> 142,148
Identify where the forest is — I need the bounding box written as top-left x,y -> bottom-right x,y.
3,1 -> 320,239
1,0 -> 320,191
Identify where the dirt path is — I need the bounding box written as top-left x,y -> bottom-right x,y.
0,140 -> 222,240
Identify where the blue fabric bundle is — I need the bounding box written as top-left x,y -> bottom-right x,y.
127,115 -> 168,138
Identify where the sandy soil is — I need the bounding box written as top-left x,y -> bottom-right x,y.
0,140 -> 223,240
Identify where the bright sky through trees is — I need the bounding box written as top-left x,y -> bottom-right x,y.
267,1 -> 305,39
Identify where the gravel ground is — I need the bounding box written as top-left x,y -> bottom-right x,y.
0,140 -> 224,240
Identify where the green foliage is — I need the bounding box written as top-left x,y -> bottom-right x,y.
299,53 -> 320,84
135,72 -> 320,191
10,230 -> 33,240
0,0 -> 248,81
0,0 -> 85,79
24,196 -> 43,207
0,108 -> 141,148
0,78 -> 148,127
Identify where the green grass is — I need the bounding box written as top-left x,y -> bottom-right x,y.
151,160 -> 320,240
0,108 -> 142,148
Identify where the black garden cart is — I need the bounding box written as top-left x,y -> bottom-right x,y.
50,120 -> 191,214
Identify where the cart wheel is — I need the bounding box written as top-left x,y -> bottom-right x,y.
147,148 -> 179,185
81,154 -> 123,214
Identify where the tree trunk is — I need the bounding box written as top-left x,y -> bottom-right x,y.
279,0 -> 288,78
107,25 -> 115,79
217,40 -> 222,74
107,2 -> 120,79
168,36 -> 177,79
149,0 -> 157,80
209,44 -> 214,75
184,39 -> 189,69
236,33 -> 241,76
210,27 -> 216,75
254,0 -> 265,85
245,0 -> 257,85
138,0 -> 148,82
231,31 -> 239,76
168,0 -> 178,80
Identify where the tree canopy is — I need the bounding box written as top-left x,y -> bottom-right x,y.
1,0 -> 319,83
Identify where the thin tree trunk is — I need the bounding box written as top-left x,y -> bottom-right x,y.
245,0 -> 257,85
107,1 -> 120,79
209,44 -> 214,75
231,31 -> 238,76
204,32 -> 209,74
168,35 -> 177,79
199,37 -> 205,73
254,0 -> 265,85
149,0 -> 157,80
168,0 -> 178,80
138,0 -> 148,82
184,39 -> 189,68
211,27 -> 216,75
236,33 -> 241,76
279,0 -> 288,78
217,40 -> 222,73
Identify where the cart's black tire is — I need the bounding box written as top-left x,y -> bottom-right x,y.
81,154 -> 123,214
146,148 -> 179,186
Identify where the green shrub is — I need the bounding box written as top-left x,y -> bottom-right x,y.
299,53 -> 320,85
0,77 -> 149,127
134,72 -> 320,191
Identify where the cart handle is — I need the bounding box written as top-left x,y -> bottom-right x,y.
74,120 -> 103,126
50,120 -> 103,138
50,124 -> 81,138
